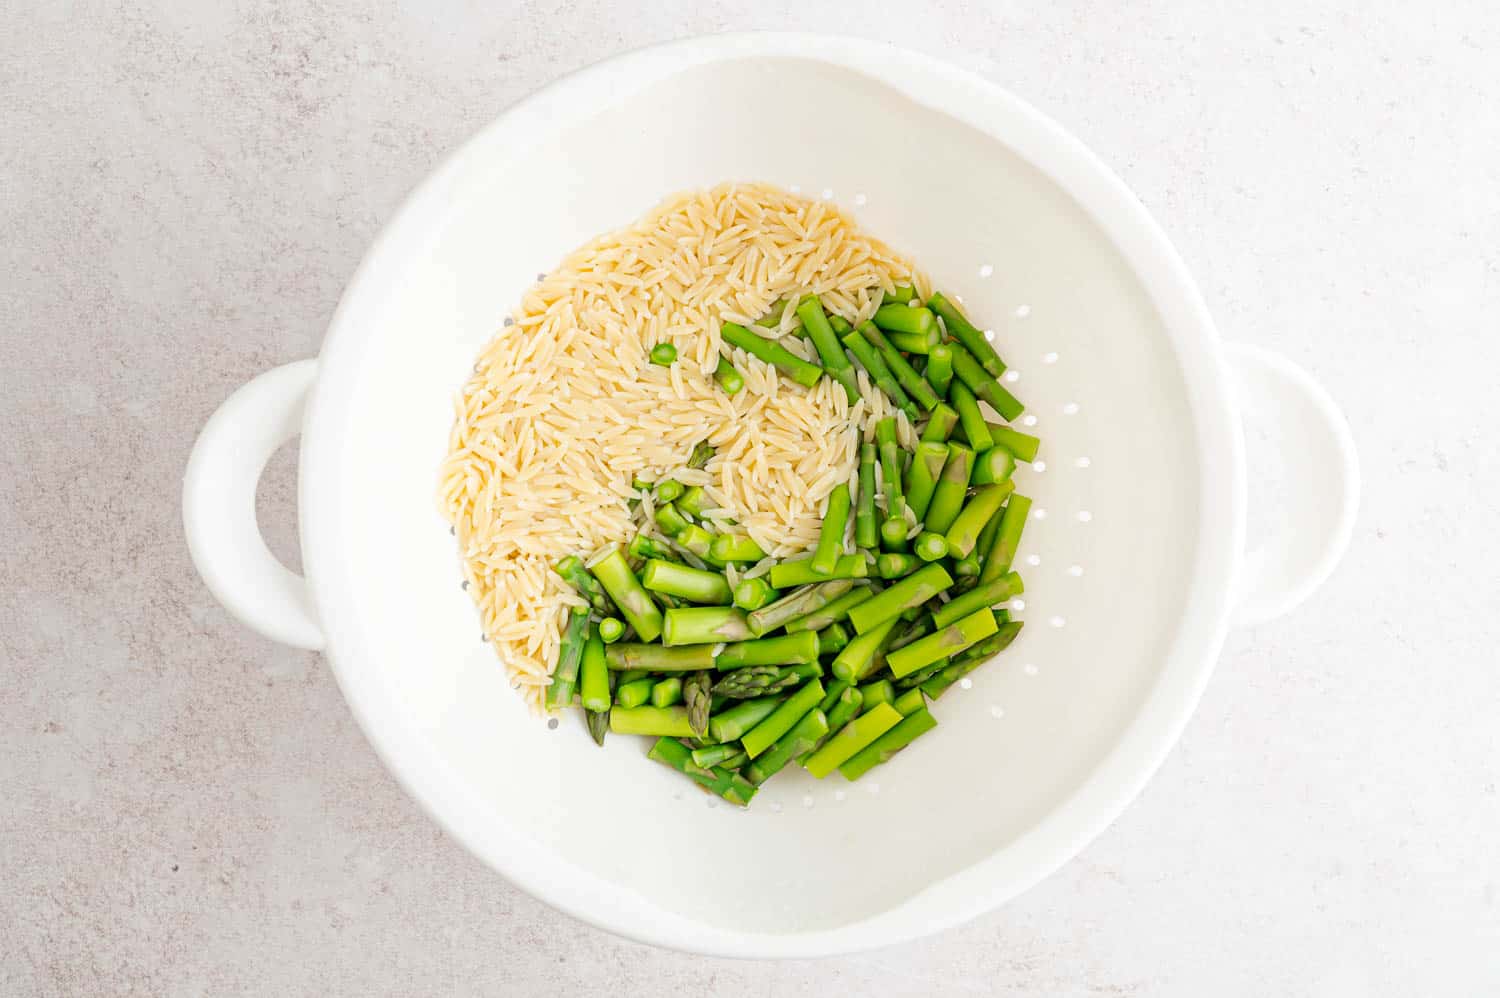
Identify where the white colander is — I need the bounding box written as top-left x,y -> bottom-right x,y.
183,33 -> 1358,957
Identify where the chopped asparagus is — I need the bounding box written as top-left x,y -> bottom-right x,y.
587,546 -> 663,642
950,381 -> 993,452
944,482 -> 1014,559
919,403 -> 960,442
545,609 -> 590,709
732,576 -> 778,611
855,442 -> 879,548
610,705 -> 694,737
812,482 -> 852,576
804,702 -> 904,778
931,572 -> 1024,629
848,563 -> 955,634
744,708 -> 828,785
924,444 -> 974,534
904,441 -> 949,521
980,494 -> 1032,582
972,446 -> 1016,485
747,578 -> 856,635
839,706 -> 937,780
714,356 -> 745,395
662,606 -> 753,646
579,628 -> 611,713
605,642 -> 717,672
842,330 -> 919,422
720,321 -> 823,387
711,533 -> 766,564
830,616 -> 901,682
742,679 -> 826,758
684,670 -> 713,736
641,559 -> 732,604
887,609 -> 1000,678
924,343 -> 954,397
785,585 -> 874,632
928,291 -> 1006,378
796,295 -> 861,402
708,696 -> 782,743
768,553 -> 869,590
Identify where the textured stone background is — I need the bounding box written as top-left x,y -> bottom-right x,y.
3,2 -> 1498,995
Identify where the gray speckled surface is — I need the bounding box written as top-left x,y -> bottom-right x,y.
4,2 -> 1499,995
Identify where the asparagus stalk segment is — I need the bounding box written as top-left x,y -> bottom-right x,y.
801,687 -> 863,763
676,486 -> 710,517
803,702 -> 904,778
876,552 -> 921,579
812,482 -> 852,576
708,696 -> 782,743
892,686 -> 927,716
691,742 -> 745,769
818,622 -> 852,656
919,403 -> 960,442
554,555 -> 615,616
676,524 -> 714,560
886,284 -> 917,304
662,606 -> 753,646
711,664 -> 819,699
920,621 -> 1024,698
980,494 -> 1032,582
747,579 -> 856,635
720,322 -> 823,387
889,327 -> 941,354
598,617 -> 625,644
887,609 -> 1000,678
545,609 -> 590,709
972,446 -> 1017,486
648,737 -> 758,806
904,441 -> 949,521
716,630 -> 821,668
944,482 -> 1015,559
610,705 -> 695,737
649,343 -> 678,366
859,322 -> 940,411
950,341 -> 1024,421
742,679 -> 826,758
931,571 -> 1024,629
928,291 -> 1006,378
768,555 -> 868,591
579,629 -> 611,713
641,559 -> 733,604
924,444 -> 974,534
924,343 -> 954,397
587,546 -> 664,642
872,303 -> 937,336
615,677 -> 655,708
785,585 -> 874,632
830,616 -> 901,681
848,563 -> 956,634
605,642 -> 717,672
684,670 -> 713,737
796,296 -> 861,402
711,533 -> 766,564
654,503 -> 690,537
839,706 -> 937,781
732,576 -> 778,612
950,381 -> 994,452
688,442 -> 715,469
842,330 -> 918,422
714,356 -> 745,396
745,708 -> 828,785
988,425 -> 1041,463
855,442 -> 879,548
650,676 -> 684,708
586,707 -> 609,746
857,679 -> 896,713
914,532 -> 948,562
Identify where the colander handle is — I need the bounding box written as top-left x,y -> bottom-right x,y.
182,360 -> 325,650
1225,343 -> 1359,628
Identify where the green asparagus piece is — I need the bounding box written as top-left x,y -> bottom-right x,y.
924,444 -> 974,534
711,664 -> 818,698
720,322 -> 823,387
859,322 -> 939,411
579,629 -> 610,713
828,314 -> 852,334
745,708 -> 828,785
913,531 -> 948,562
889,615 -> 935,652
872,303 -> 937,337
842,330 -> 918,422
691,742 -> 744,768
848,563 -> 955,634
796,296 -> 861,402
889,327 -> 941,354
927,291 -> 1006,378
587,546 -> 664,642
816,678 -> 852,713
756,298 -> 788,328
972,507 -> 1004,572
688,442 -> 716,469
684,670 -> 712,737
676,486 -> 710,518
886,284 -> 917,304
742,679 -> 826,758
632,473 -> 655,491
887,609 -> 999,678
648,737 -> 758,806
785,585 -> 873,632
919,621 -> 1024,698
641,559 -> 732,604
716,631 -> 820,668
585,706 -> 609,746
950,381 -> 993,452
654,503 -> 690,537
732,576 -> 778,611
920,403 -> 960,442
804,702 -> 904,778
768,555 -> 868,590
893,687 -> 927,716
880,518 -> 910,551
605,642 -> 717,672
855,443 -> 879,548
924,343 -> 954,397
610,705 -> 694,737
708,696 -> 782,742
949,341 -> 1024,421
904,441 -> 949,521
554,555 -> 614,616
812,482 -> 852,576
953,556 -> 981,577
858,679 -> 896,713
747,578 -> 856,635
945,483 -> 1015,559
676,524 -> 714,560
617,669 -> 649,683
980,494 -> 1032,582
818,622 -> 851,656
831,615 -> 901,681
649,676 -> 683,708
598,617 -> 625,644
972,446 -> 1016,485
875,417 -> 906,529
545,609 -> 590,709
839,706 -> 937,780
628,533 -> 673,562
876,552 -> 921,579
988,424 -> 1041,463
649,343 -> 678,366
931,572 -> 1024,628
662,606 -> 752,645
714,356 -> 745,396
801,687 -> 863,762
711,533 -> 765,564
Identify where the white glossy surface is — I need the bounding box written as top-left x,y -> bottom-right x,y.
4,2 -> 1496,993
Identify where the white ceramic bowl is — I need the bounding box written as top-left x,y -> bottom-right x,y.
183,33 -> 1358,957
